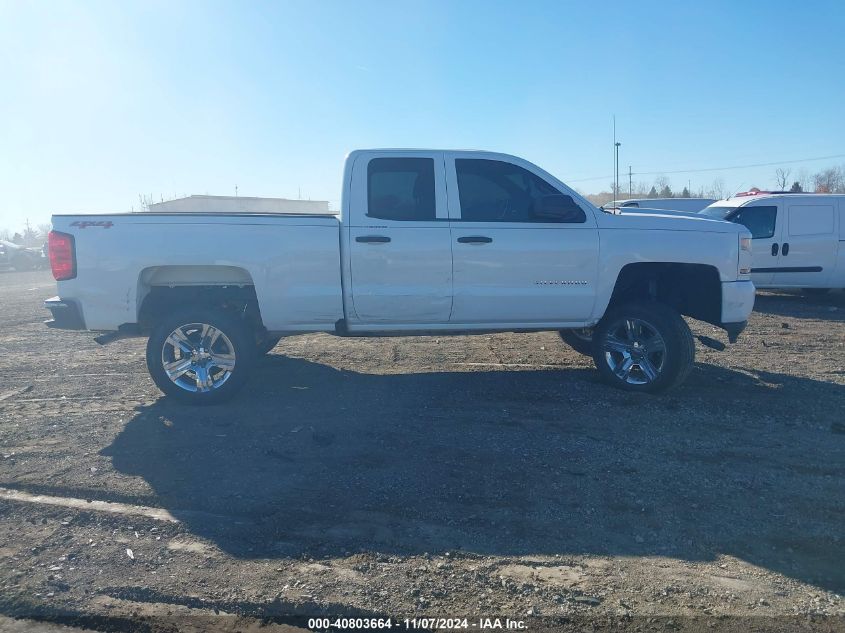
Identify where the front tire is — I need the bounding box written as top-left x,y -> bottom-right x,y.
591,301 -> 694,393
146,308 -> 255,404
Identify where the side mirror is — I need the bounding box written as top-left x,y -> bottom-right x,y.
533,194 -> 586,223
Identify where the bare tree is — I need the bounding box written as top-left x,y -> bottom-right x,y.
21,220 -> 39,246
775,168 -> 791,190
0,228 -> 10,241
813,166 -> 844,193
653,175 -> 670,192
608,181 -> 624,196
37,223 -> 52,240
705,178 -> 727,200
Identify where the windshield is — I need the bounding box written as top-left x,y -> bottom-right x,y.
699,205 -> 736,219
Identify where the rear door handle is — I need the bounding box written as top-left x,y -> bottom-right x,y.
782,242 -> 789,256
771,243 -> 779,256
356,235 -> 391,244
457,236 -> 493,244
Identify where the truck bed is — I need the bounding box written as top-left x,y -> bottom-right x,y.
50,212 -> 344,331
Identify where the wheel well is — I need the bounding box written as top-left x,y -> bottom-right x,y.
138,284 -> 265,334
608,263 -> 722,326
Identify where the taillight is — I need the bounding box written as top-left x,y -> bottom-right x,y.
48,231 -> 76,280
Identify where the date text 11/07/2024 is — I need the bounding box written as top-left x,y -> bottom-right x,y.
307,617 -> 527,630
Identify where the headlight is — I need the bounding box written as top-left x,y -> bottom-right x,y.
738,233 -> 752,275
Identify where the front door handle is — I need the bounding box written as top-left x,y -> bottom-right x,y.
457,236 -> 493,244
356,235 -> 391,244
782,242 -> 789,256
771,243 -> 779,256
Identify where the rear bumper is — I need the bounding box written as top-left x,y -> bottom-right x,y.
44,296 -> 86,330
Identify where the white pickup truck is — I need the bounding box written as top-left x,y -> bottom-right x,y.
45,149 -> 755,403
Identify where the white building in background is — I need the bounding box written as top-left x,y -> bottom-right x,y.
147,195 -> 331,214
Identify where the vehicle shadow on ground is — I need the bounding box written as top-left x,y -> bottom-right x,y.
753,289 -> 845,321
101,356 -> 845,594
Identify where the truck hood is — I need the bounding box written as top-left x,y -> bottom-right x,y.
595,209 -> 741,233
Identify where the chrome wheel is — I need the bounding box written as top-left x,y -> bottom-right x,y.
602,317 -> 666,385
161,323 -> 237,393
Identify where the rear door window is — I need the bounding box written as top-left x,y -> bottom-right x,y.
367,158 -> 436,221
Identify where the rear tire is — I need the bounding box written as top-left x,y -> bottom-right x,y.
146,308 -> 255,404
558,328 -> 594,356
591,301 -> 694,393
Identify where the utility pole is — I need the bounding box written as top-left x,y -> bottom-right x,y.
629,165 -> 633,197
613,116 -> 621,209
235,185 -> 238,197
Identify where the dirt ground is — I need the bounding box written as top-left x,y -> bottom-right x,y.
0,270 -> 843,632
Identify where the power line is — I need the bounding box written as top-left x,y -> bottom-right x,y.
566,152 -> 845,183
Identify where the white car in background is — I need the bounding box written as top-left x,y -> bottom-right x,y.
701,191 -> 845,294
0,239 -> 46,271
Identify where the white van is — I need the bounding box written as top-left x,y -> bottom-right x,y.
606,198 -> 716,212
701,192 -> 845,292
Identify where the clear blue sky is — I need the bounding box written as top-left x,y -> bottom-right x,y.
1,0 -> 844,232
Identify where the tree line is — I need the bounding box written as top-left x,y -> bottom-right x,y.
775,166 -> 845,193
585,163 -> 845,207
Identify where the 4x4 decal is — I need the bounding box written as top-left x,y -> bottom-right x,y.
70,220 -> 113,229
